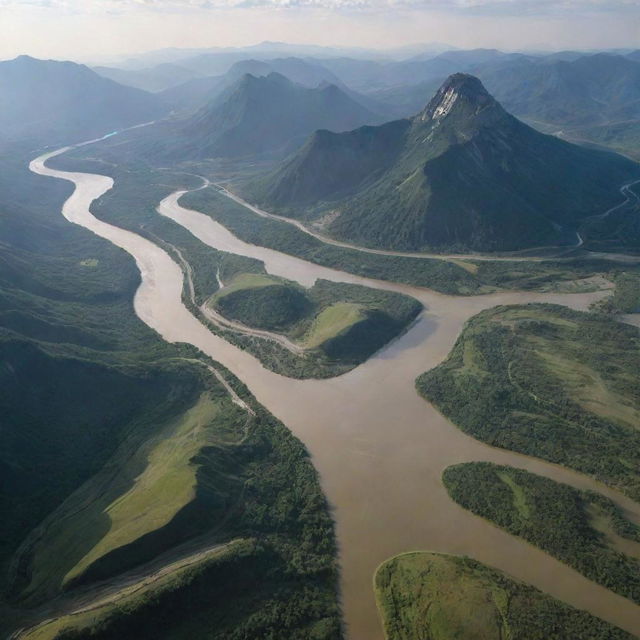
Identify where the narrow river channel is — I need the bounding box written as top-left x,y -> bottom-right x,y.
30,145 -> 640,639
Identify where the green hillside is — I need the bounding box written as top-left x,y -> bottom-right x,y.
0,341 -> 200,584
181,72 -> 381,158
213,275 -> 314,331
108,71 -> 382,163
249,74 -> 639,252
375,552 -> 634,640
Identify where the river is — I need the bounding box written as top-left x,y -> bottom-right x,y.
30,146 -> 640,639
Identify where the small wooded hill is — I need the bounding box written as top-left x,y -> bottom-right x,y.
248,73 -> 639,253
0,56 -> 167,146
208,274 -> 421,368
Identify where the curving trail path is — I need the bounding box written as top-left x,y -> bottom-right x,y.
164,237 -> 304,354
28,144 -> 640,640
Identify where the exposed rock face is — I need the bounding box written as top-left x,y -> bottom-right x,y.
420,73 -> 493,121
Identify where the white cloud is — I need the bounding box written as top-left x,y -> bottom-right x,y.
0,0 -> 637,61
1,0 -> 638,13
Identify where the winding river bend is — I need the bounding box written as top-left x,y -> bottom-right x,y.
30,144 -> 640,639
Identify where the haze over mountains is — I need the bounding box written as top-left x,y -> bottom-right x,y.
249,74 -> 638,252
181,72 -> 381,158
86,44 -> 640,161
480,53 -> 640,127
2,44 -> 639,246
0,56 -> 167,146
103,71 -> 384,162
156,57 -> 353,117
91,40 -> 454,85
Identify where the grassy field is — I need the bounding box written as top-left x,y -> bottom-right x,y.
302,302 -> 364,348
16,389 -> 248,603
417,304 -> 640,499
211,273 -> 282,300
443,463 -> 640,605
374,552 -> 634,640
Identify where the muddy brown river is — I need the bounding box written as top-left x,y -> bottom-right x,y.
30,146 -> 640,639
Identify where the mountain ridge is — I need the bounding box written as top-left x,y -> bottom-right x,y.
173,71 -> 384,159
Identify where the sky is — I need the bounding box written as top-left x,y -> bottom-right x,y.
0,0 -> 638,62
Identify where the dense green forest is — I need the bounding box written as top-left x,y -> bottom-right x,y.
594,270 -> 640,314
417,304 -> 640,499
443,463 -> 640,604
181,187 -> 640,296
375,551 -> 634,640
0,145 -> 341,639
179,188 -> 491,294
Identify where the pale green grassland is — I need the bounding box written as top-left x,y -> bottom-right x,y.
300,303 -> 365,348
374,552 -> 634,640
418,304 -> 640,498
211,273 -> 281,302
18,391 -> 247,604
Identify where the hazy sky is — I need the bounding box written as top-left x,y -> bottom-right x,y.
0,0 -> 638,62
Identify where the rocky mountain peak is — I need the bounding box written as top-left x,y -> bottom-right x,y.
418,73 -> 496,122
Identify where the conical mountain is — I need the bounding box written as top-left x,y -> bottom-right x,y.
248,73 -> 639,252
178,72 -> 382,158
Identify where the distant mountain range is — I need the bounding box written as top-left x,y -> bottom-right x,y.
88,48 -> 640,163
96,41 -> 456,71
92,62 -> 202,93
99,56 -> 384,117
247,74 -> 638,252
128,71 -> 384,161
482,53 -> 640,127
182,72 -> 383,158
354,52 -> 640,157
153,57 -> 347,116
0,56 -> 167,146
225,57 -> 342,88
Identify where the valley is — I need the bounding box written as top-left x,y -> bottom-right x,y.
3,37 -> 640,640
19,135 -> 640,639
